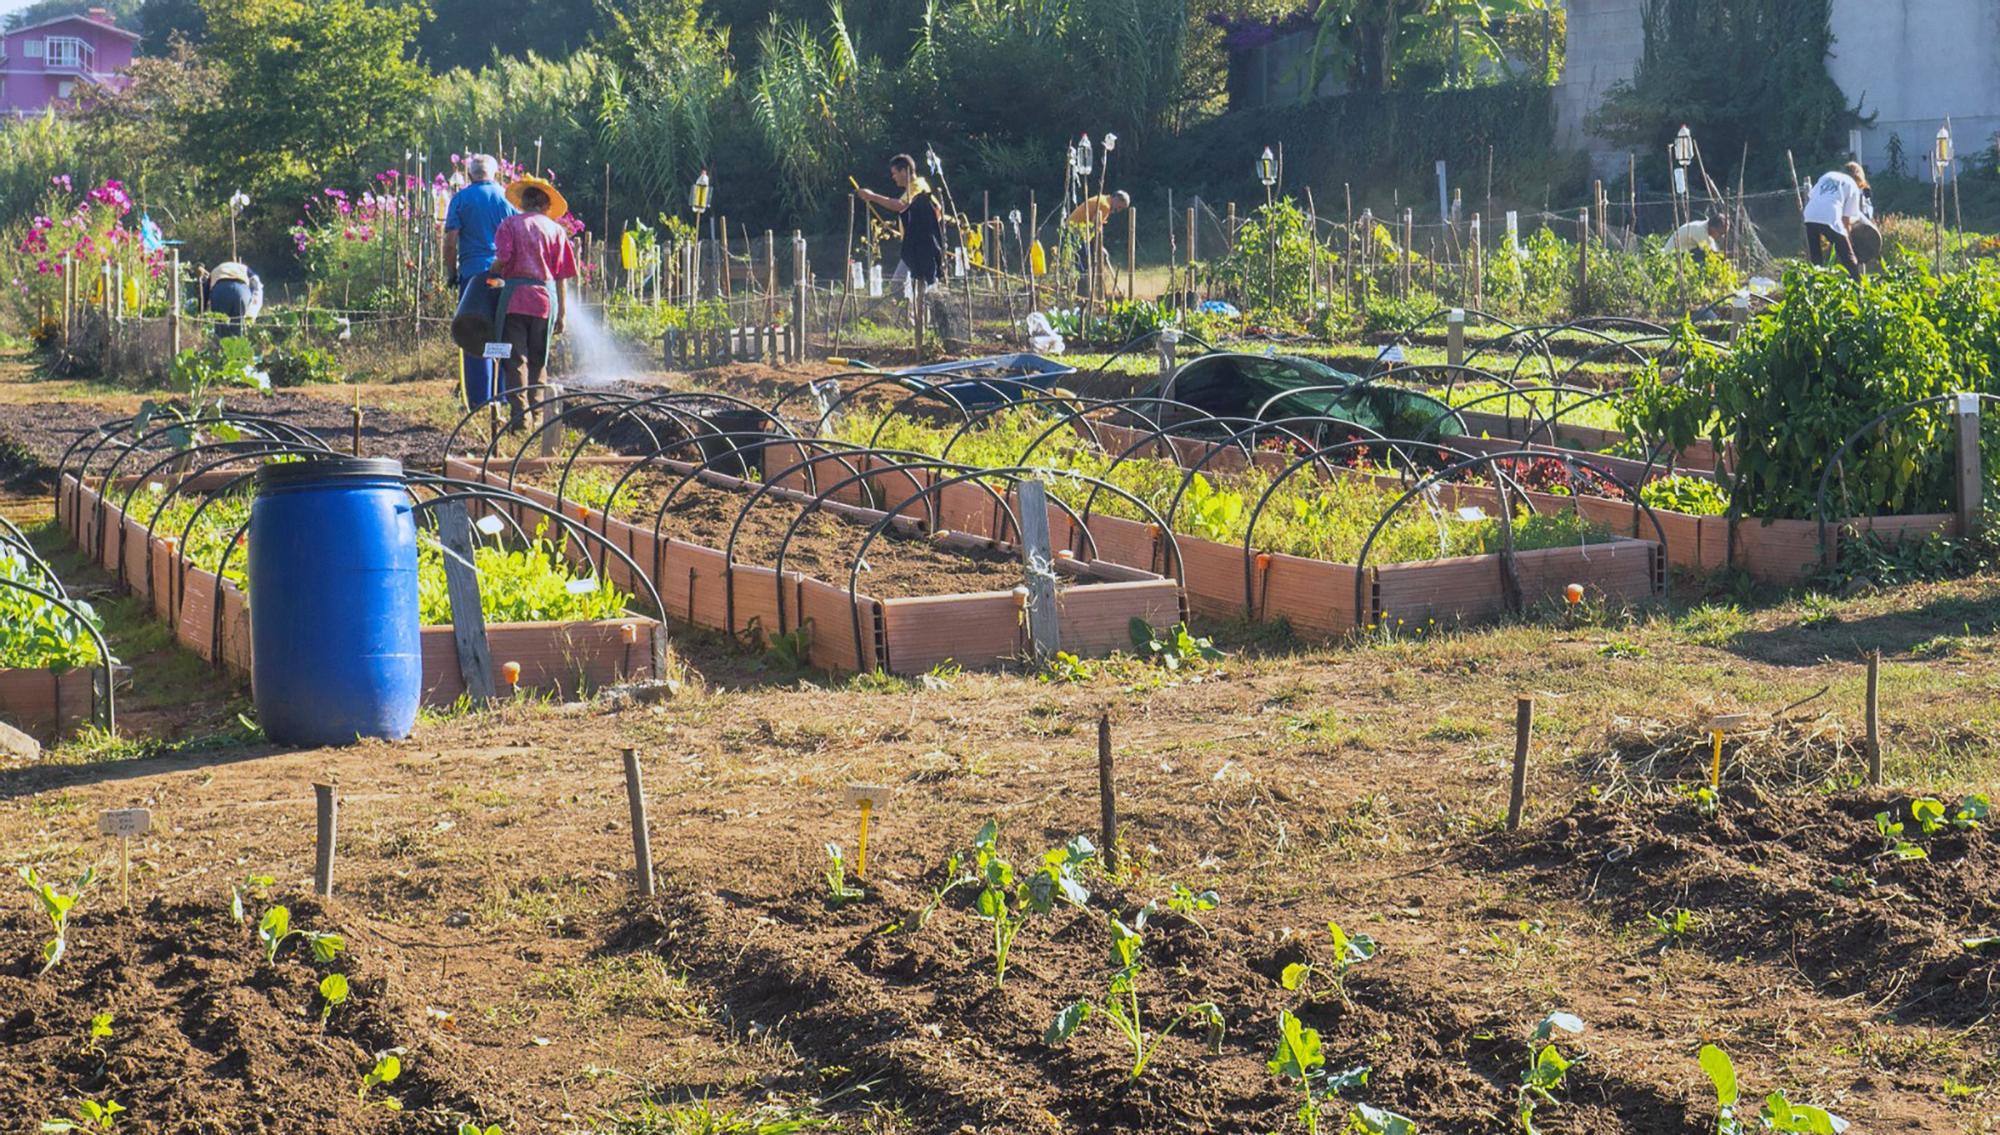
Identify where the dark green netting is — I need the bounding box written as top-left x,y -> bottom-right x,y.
1146,353 -> 1462,440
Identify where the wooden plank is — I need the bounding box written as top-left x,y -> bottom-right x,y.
435,500 -> 496,705
882,592 -> 1020,672
1017,480 -> 1061,662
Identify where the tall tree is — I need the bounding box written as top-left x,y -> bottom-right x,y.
182,0 -> 432,198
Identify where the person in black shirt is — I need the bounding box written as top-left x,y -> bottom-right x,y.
856,154 -> 944,288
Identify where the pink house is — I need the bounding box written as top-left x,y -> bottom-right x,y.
0,8 -> 138,116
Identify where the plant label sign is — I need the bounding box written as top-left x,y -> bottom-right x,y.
98,808 -> 151,838
1708,714 -> 1751,733
844,784 -> 889,808
482,342 -> 513,360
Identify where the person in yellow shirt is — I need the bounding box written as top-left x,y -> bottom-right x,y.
1066,190 -> 1129,295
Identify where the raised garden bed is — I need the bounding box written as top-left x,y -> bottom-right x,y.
59,470 -> 666,704
1,530 -> 111,741
449,453 -> 1184,674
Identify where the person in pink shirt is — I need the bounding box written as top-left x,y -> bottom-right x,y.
487,176 -> 578,430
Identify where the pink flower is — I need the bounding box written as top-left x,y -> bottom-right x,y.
50,174 -> 72,192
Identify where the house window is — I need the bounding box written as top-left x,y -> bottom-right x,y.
46,37 -> 86,69
23,38 -> 44,58
57,81 -> 76,99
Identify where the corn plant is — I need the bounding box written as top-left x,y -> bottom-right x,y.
229,873 -> 275,925
1700,1044 -> 1849,1134
358,1049 -> 404,1110
318,974 -> 350,1025
81,1012 -> 113,1058
1044,915 -> 1223,1080
1281,920 -> 1378,1004
38,1099 -> 124,1132
1268,1009 -> 1415,1135
1518,1012 -> 1584,1134
21,865 -> 96,975
256,905 -> 346,966
822,844 -> 865,905
971,821 -> 1095,988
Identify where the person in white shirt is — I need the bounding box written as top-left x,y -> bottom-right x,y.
1670,214 -> 1729,260
1802,161 -> 1867,280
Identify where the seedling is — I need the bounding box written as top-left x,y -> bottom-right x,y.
1873,811 -> 1928,861
1281,920 -> 1378,1004
256,905 -> 346,965
1267,1010 -> 1414,1135
318,973 -> 350,1025
1708,1046 -> 1848,1135
909,846 -> 975,931
358,1048 -> 404,1110
458,1125 -> 504,1135
822,844 -> 865,905
21,865 -> 97,975
1156,883 -> 1221,932
1129,617 -> 1224,671
1949,792 -> 1989,830
1518,1011 -> 1584,1134
81,1012 -> 113,1057
1912,797 -> 1947,835
970,821 -> 1094,987
39,1099 -> 124,1132
230,873 -> 275,925
1044,915 -> 1223,1080
1648,907 -> 1699,948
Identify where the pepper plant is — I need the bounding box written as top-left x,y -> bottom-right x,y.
1044,915 -> 1224,1080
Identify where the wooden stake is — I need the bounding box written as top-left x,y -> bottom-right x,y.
1866,650 -> 1882,786
1098,712 -> 1118,871
622,748 -> 656,896
1507,697 -> 1532,831
313,783 -> 337,897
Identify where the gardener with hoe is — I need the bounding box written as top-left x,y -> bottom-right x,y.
1802,161 -> 1868,280
1067,189 -> 1129,297
483,175 -> 576,433
1670,213 -> 1729,261
443,154 -> 516,409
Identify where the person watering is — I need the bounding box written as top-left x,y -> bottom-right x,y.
443,154 -> 516,408
201,261 -> 263,338
1802,162 -> 1867,281
485,176 -> 577,432
855,154 -> 944,293
1067,190 -> 1129,296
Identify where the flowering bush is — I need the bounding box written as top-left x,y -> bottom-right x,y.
4,175 -> 162,343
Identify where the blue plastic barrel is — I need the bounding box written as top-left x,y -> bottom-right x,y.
249,457 -> 420,746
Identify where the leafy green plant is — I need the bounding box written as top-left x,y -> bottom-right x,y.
1140,883 -> 1219,934
1281,920 -> 1379,1004
1518,1012 -> 1584,1134
1130,618 -> 1223,671
0,546 -> 106,671
1038,650 -> 1096,684
358,1049 -> 404,1110
1700,1043 -> 1849,1134
1044,915 -> 1223,1080
457,1124 -> 504,1135
970,821 -> 1094,988
1647,907 -> 1698,948
21,865 -> 96,975
822,843 -> 864,905
256,905 -> 346,966
261,343 -> 340,388
763,621 -> 815,670
81,1012 -> 113,1058
415,529 -> 630,626
38,1098 -> 124,1132
318,973 -> 350,1024
1873,810 -> 1928,861
229,873 -> 275,925
1268,1011 -> 1414,1135
1639,474 -> 1730,517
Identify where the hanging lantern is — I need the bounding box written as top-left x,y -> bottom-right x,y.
689,171 -> 712,215
1935,125 -> 1953,172
1673,124 -> 1694,169
1102,132 -> 1118,154
1073,135 -> 1094,178
1258,147 -> 1277,188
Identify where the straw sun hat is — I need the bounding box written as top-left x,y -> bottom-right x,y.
504,175 -> 568,220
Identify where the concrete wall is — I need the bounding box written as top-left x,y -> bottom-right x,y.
1828,0 -> 2000,180
1554,0 -> 1645,159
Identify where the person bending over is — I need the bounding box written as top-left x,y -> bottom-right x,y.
1803,162 -> 1867,280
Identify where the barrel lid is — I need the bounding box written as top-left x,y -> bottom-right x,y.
256,456 -> 405,489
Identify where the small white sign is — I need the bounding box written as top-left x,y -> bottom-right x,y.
844,784 -> 890,807
1376,345 -> 1405,363
1708,713 -> 1752,732
99,808 -> 151,838
1454,506 -> 1488,522
1957,393 -> 1981,415
482,342 -> 513,360
474,515 -> 505,536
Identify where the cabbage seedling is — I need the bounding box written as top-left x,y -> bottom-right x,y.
256,905 -> 345,965
38,1098 -> 124,1132
1517,1012 -> 1584,1134
21,865 -> 96,975
358,1049 -> 404,1110
1139,883 -> 1221,934
1872,811 -> 1927,861
1267,1009 -> 1411,1134
458,1125 -> 503,1135
318,974 -> 350,1024
1281,920 -> 1378,1004
230,873 -> 275,925
822,844 -> 865,905
1700,1043 -> 1848,1134
81,1013 -> 112,1058
1044,915 -> 1223,1080
970,822 -> 1094,988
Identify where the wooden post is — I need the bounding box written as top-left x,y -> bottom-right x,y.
539,383 -> 565,457
1865,649 -> 1882,787
435,500 -> 496,705
313,783 -> 337,897
168,248 -> 181,359
1185,205 -> 1198,304
1507,697 -> 1532,831
1016,479 -> 1060,662
621,747 -> 656,896
913,277 -> 927,355
1447,307 -> 1465,366
791,231 -> 808,360
1126,205 -> 1137,301
1574,209 -> 1590,316
1097,712 -> 1118,872
1401,209 -> 1414,297
1954,394 -> 1983,540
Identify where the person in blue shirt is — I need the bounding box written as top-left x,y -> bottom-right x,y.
443,154 -> 517,409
